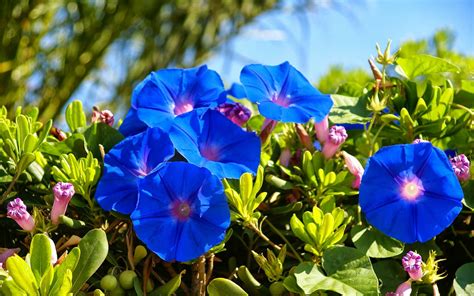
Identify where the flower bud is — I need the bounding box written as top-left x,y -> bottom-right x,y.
217,102 -> 251,127
48,236 -> 58,265
322,126 -> 348,159
450,154 -> 470,182
260,119 -> 278,143
91,106 -> 114,126
0,248 -> 20,269
50,127 -> 67,141
341,151 -> 364,189
295,124 -> 313,151
402,251 -> 423,281
51,182 -> 75,225
7,198 -> 35,231
395,280 -> 412,296
314,116 -> 329,144
279,148 -> 292,167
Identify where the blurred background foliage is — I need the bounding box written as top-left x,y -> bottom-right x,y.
0,0 -> 281,122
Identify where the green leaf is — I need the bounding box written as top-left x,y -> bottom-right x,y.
5,255 -> 39,295
71,229 -> 109,293
56,269 -> 73,296
30,234 -> 53,284
322,246 -> 378,294
396,54 -> 459,79
207,278 -> 248,296
453,262 -> 474,295
150,271 -> 183,296
329,94 -> 371,124
351,225 -> 404,258
51,247 -> 81,293
39,265 -> 54,296
17,152 -> 36,174
83,122 -> 124,158
133,277 -> 144,296
373,260 -> 407,295
66,100 -> 87,132
1,277 -> 28,296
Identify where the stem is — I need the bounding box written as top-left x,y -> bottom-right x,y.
0,171 -> 20,204
452,103 -> 474,115
192,255 -> 206,296
432,283 -> 440,296
264,219 -> 303,262
247,222 -> 281,251
206,253 -> 215,285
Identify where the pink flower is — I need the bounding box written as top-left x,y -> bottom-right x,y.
412,138 -> 429,144
7,198 -> 35,231
50,127 -> 67,141
51,182 -> 75,225
322,125 -> 347,159
341,151 -> 364,189
217,102 -> 251,127
450,154 -> 470,182
402,251 -> 423,280
314,116 -> 329,143
295,124 -> 313,151
260,119 -> 278,143
279,148 -> 292,167
91,106 -> 114,126
395,280 -> 412,296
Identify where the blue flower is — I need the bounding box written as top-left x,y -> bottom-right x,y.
359,143 -> 463,243
131,162 -> 230,262
119,65 -> 226,136
95,128 -> 174,214
169,110 -> 261,179
240,61 -> 333,123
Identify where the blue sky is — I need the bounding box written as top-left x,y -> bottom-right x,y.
207,0 -> 474,85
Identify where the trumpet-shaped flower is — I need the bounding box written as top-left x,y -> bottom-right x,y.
240,61 -> 333,123
95,128 -> 174,214
402,251 -> 423,280
131,162 -> 230,262
322,125 -> 348,159
359,143 -> 463,243
7,198 -> 35,231
51,182 -> 75,224
119,65 -> 226,136
450,154 -> 470,182
169,110 -> 260,179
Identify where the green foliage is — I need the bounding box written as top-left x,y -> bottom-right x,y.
224,166 -> 267,225
290,206 -> 349,257
453,262 -> 474,295
396,54 -> 459,79
284,247 -> 379,295
351,225 -> 405,258
251,245 -> 286,282
207,278 -> 248,296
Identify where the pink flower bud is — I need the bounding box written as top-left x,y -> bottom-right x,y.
295,124 -> 314,151
0,248 -> 20,269
314,116 -> 329,143
402,251 -> 423,281
395,280 -> 412,296
341,151 -> 364,189
322,125 -> 348,159
260,119 -> 278,143
91,106 -> 114,126
50,127 -> 67,141
279,148 -> 292,167
51,182 -> 75,225
217,102 -> 251,127
450,154 -> 470,182
7,198 -> 35,231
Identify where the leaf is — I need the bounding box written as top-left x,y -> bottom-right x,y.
51,247 -> 81,293
396,54 -> 459,79
40,134 -> 88,158
329,94 -> 371,124
453,262 -> 474,295
373,260 -> 407,295
71,229 -> 109,293
1,277 -> 28,296
83,122 -> 124,158
290,247 -> 378,295
207,278 -> 248,296
66,100 -> 87,132
351,225 -> 404,258
150,271 -> 183,296
5,255 -> 39,295
39,265 -> 54,295
17,152 -> 36,174
323,247 -> 378,295
30,234 -> 53,285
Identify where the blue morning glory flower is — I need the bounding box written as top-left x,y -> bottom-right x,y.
131,162 -> 230,262
240,61 -> 333,123
359,143 -> 463,243
119,65 -> 226,136
169,110 -> 261,179
95,128 -> 174,214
